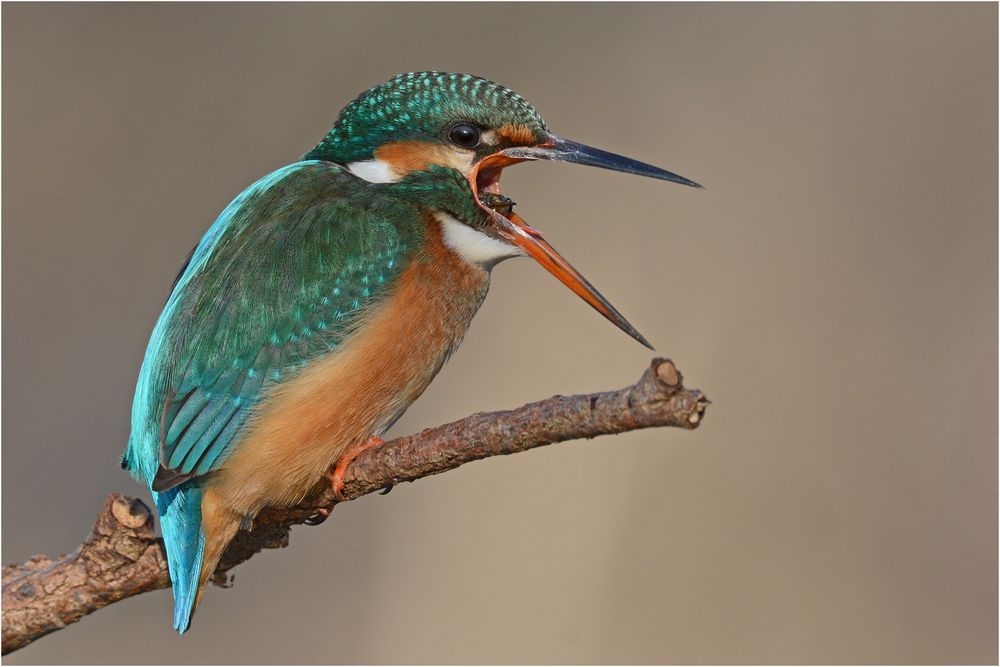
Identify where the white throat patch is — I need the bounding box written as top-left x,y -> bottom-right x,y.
436,212 -> 525,268
347,159 -> 399,183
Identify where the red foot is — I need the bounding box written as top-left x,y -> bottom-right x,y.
329,435 -> 385,502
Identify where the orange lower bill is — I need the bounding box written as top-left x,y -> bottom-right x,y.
470,157 -> 653,349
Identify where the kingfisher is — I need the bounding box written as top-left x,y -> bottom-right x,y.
122,72 -> 700,634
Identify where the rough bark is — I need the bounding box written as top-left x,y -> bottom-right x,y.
2,358 -> 708,655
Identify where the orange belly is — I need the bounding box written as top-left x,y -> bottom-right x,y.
207,215 -> 491,517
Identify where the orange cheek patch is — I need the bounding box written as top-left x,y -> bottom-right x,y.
496,124 -> 538,145
375,140 -> 467,176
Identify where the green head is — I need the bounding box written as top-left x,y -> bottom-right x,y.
307,71 -> 702,350
306,72 -> 548,164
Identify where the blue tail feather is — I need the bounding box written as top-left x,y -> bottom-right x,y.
154,484 -> 205,634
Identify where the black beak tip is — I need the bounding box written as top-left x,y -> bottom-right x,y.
627,328 -> 656,351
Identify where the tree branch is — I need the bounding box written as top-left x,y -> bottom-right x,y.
2,358 -> 708,655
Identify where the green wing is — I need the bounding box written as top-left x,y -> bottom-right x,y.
127,161 -> 424,491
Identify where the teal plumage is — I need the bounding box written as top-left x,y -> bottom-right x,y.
128,163 -> 420,482
153,485 -> 204,632
123,162 -> 461,630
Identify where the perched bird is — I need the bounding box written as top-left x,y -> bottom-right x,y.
122,71 -> 700,633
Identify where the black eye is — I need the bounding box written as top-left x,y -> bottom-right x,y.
448,123 -> 480,149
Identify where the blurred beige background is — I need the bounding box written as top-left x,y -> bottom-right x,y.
3,3 -> 996,664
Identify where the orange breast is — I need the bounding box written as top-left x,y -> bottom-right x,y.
208,214 -> 490,516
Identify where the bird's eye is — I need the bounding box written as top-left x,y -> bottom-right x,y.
448,123 -> 480,149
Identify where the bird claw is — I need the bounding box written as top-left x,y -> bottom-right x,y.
379,484 -> 393,496
304,508 -> 331,526
328,435 -> 386,502
329,466 -> 350,503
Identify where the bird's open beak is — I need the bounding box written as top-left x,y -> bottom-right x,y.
471,133 -> 701,350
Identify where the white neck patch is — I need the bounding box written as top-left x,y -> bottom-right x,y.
436,212 -> 525,268
347,159 -> 399,183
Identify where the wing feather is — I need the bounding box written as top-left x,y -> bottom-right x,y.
133,161 -> 423,491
